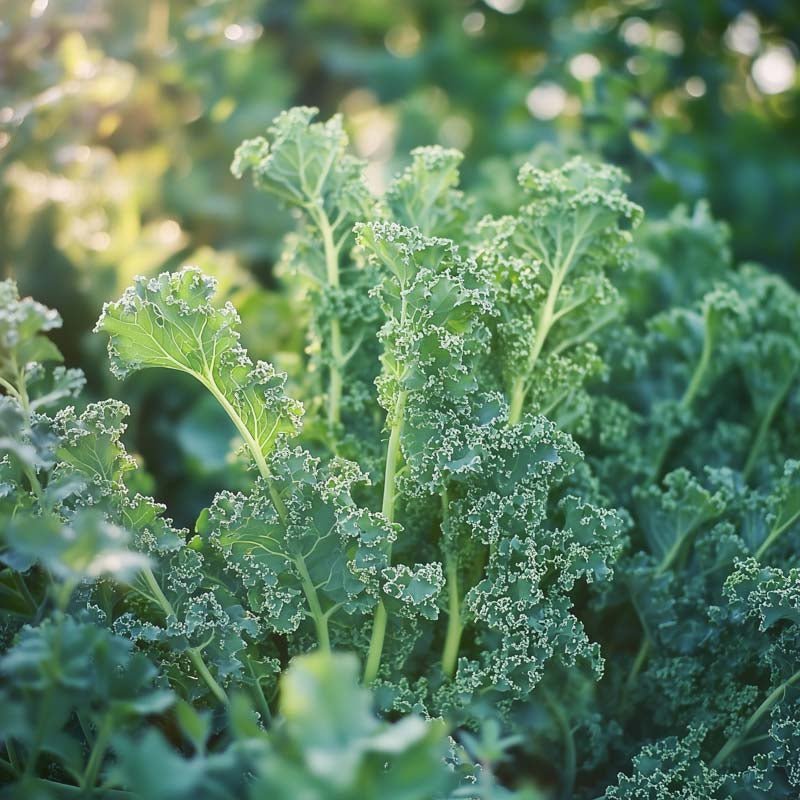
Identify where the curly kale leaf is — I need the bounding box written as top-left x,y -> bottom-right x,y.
623,201 -> 732,324
2,509 -> 149,582
232,108 -> 378,435
231,106 -> 371,222
0,278 -> 63,386
358,220 -> 494,493
604,728 -> 729,800
50,401 -> 257,701
95,268 -> 302,477
633,469 -> 726,571
200,446 -> 395,646
385,146 -> 471,239
439,416 -> 624,703
588,261 -> 800,491
727,266 -> 800,479
0,616 -> 173,795
475,157 -> 642,426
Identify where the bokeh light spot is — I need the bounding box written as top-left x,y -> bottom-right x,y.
385,25 -> 421,58
570,53 -> 601,81
725,12 -> 761,56
463,12 -> 486,35
439,115 -> 473,149
224,24 -> 243,41
685,77 -> 707,98
30,0 -> 48,18
752,46 -> 796,95
655,30 -> 684,56
526,83 -> 567,119
484,0 -> 524,15
621,18 -> 651,47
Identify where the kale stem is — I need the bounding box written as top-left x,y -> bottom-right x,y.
680,323 -> 713,409
141,567 -> 229,706
0,376 -> 20,399
201,363 -> 332,653
12,362 -> 44,500
12,572 -> 37,614
24,467 -> 44,504
245,655 -> 273,725
264,463 -> 331,653
543,689 -> 576,800
328,319 -> 344,431
623,637 -> 651,698
187,649 -> 229,707
15,363 -> 32,418
743,374 -> 795,481
650,318 -> 714,483
142,566 -> 175,617
363,601 -> 387,684
711,667 -> 800,768
755,506 -> 800,561
507,291 -> 555,426
507,231 -> 579,426
80,714 -> 113,793
200,371 -> 271,481
295,555 -> 331,652
441,488 -> 463,678
267,481 -> 288,524
364,390 -> 407,683
381,391 -> 406,526
77,712 -> 94,747
5,741 -> 21,774
507,375 -> 527,427
441,562 -> 462,678
314,207 -> 344,431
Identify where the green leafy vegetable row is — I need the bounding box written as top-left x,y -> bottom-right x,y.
2,107 -> 800,799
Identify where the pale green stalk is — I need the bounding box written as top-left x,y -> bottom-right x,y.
201,366 -> 331,650
364,390 -> 407,683
311,206 -> 344,430
80,714 -> 113,793
441,554 -> 463,679
141,567 -> 229,706
440,488 -> 463,678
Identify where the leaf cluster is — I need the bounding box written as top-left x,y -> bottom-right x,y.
4,107 -> 800,799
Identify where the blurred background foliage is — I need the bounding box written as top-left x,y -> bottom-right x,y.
1,0 -> 798,522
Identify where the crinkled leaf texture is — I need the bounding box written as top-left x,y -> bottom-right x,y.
200,446 -> 396,637
95,267 -> 302,475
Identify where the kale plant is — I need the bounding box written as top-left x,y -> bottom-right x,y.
2,107 -> 800,799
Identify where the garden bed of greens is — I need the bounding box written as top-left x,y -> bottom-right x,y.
2,104 -> 800,799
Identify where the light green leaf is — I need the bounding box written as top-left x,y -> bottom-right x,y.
95,268 -> 303,476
